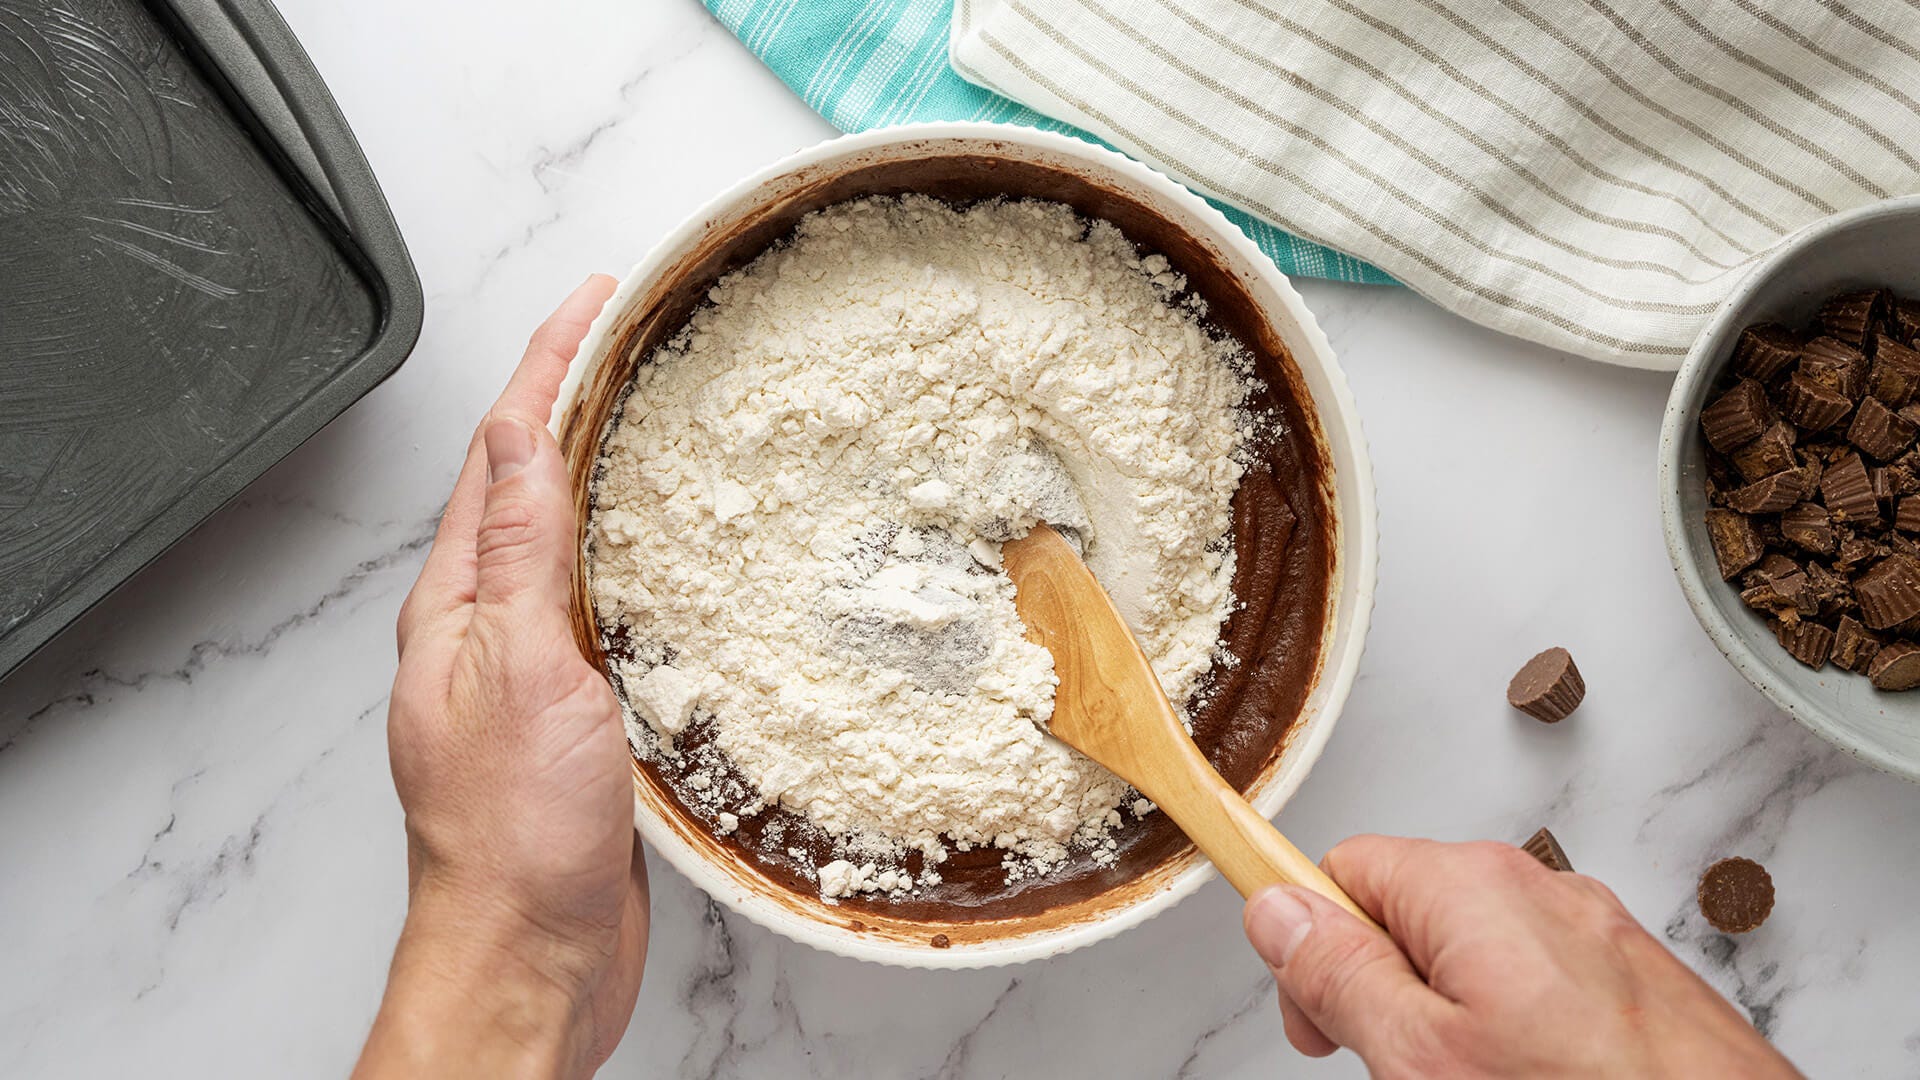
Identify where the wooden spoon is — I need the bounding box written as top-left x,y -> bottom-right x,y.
1002,523 -> 1378,926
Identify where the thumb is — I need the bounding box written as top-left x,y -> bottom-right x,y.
1245,886 -> 1447,1061
473,416 -> 577,642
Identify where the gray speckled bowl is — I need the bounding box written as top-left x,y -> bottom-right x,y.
1661,195 -> 1920,783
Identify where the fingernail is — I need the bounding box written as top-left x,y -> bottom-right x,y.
1246,886 -> 1315,967
484,418 -> 536,484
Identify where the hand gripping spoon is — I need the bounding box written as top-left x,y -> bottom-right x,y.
1001,523 -> 1378,925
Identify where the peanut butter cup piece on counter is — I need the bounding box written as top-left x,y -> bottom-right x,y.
1868,640 -> 1920,690
1698,857 -> 1774,934
1700,378 -> 1775,452
1817,288 -> 1887,348
1779,372 -> 1854,431
1507,647 -> 1585,722
1868,337 -> 1920,407
1848,396 -> 1918,460
1733,323 -> 1802,381
1705,509 -> 1766,579
1854,554 -> 1920,629
1521,828 -> 1573,872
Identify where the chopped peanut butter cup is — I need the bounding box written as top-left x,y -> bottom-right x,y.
1700,287 -> 1920,692
1817,288 -> 1887,349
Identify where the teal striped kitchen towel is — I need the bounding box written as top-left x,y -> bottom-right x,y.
702,0 -> 1393,285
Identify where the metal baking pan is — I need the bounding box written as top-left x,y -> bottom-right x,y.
0,0 -> 423,679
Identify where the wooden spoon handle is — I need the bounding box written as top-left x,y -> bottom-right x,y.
1207,785 -> 1380,927
1144,741 -> 1380,928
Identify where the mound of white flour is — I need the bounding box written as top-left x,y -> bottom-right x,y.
590,196 -> 1252,894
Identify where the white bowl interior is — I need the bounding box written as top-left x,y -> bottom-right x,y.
1663,196 -> 1920,782
553,124 -> 1377,966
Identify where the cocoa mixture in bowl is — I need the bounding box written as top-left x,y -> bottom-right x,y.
551,127 -> 1373,966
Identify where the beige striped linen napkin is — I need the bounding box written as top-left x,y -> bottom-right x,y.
949,0 -> 1920,368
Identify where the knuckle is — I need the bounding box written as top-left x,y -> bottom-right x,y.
1323,832 -> 1399,878
1567,872 -> 1627,910
1471,839 -> 1544,879
1324,833 -> 1381,868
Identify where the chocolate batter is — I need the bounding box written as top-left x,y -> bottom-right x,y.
564,149 -> 1334,939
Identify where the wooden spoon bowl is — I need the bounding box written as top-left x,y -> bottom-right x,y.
1003,523 -> 1377,925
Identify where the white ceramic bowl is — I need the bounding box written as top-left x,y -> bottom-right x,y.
551,123 -> 1377,967
1661,195 -> 1920,783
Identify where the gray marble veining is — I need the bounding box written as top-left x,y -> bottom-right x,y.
2,1 -> 1916,1076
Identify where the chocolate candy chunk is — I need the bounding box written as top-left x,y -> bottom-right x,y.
1779,371 -> 1853,430
1893,297 -> 1920,344
1725,471 -> 1803,513
1700,378 -> 1774,452
1872,464 -> 1897,504
1867,336 -> 1920,407
1705,509 -> 1766,578
1820,452 -> 1879,525
1507,647 -> 1585,722
1732,323 -> 1802,381
1741,556 -> 1805,614
1835,533 -> 1887,572
1774,618 -> 1834,668
1698,857 -> 1775,934
1795,455 -> 1824,497
1817,288 -> 1887,348
930,933 -> 951,949
1780,502 -> 1836,554
1804,562 -> 1855,617
1848,396 -> 1918,460
1869,640 -> 1920,690
1898,497 -> 1920,535
1758,552 -> 1801,580
1853,554 -> 1920,629
1521,827 -> 1573,872
1800,337 -> 1870,401
1832,615 -> 1882,673
1743,579 -> 1804,621
1731,422 -> 1798,483
1755,554 -> 1814,614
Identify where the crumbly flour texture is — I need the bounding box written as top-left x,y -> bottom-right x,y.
591,196 -> 1253,898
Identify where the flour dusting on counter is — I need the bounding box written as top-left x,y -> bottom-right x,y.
589,195 -> 1253,896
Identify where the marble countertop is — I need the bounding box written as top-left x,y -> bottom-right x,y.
4,2 -> 1917,1075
